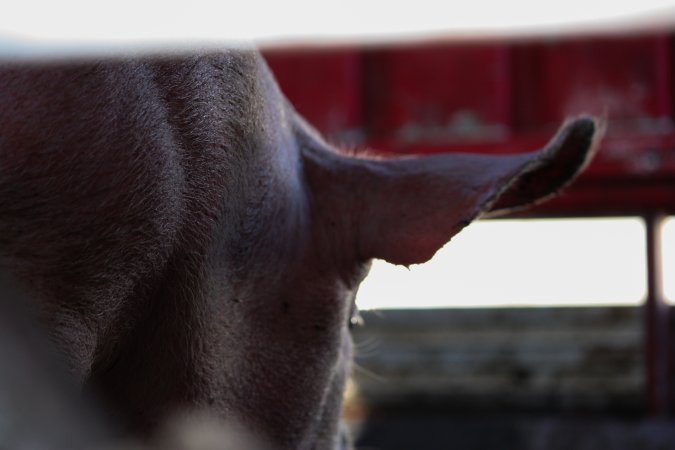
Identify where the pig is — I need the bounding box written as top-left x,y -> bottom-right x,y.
0,49 -> 601,449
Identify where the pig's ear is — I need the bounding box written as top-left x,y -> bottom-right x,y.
301,117 -> 602,266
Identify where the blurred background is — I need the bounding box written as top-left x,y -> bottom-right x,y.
3,2 -> 675,448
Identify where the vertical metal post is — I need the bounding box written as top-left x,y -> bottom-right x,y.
645,213 -> 670,415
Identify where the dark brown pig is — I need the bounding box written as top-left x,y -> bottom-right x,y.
0,50 -> 600,449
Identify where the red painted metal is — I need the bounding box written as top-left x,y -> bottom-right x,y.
262,48 -> 363,144
361,43 -> 512,141
645,214 -> 671,415
512,35 -> 673,133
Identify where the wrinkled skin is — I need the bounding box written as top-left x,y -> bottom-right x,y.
0,50 -> 600,449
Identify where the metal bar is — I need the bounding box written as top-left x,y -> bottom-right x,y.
645,213 -> 671,415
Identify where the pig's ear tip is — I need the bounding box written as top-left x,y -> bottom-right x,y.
484,116 -> 603,217
568,115 -> 599,130
558,115 -> 605,154
542,115 -> 604,169
564,114 -> 601,130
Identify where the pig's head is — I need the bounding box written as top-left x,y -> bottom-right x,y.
0,51 -> 600,450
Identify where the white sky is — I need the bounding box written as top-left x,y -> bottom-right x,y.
356,218 -> 649,309
1,0 -> 674,56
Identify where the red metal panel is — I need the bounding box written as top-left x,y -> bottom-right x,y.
362,43 -> 512,141
520,181 -> 675,216
645,214 -> 671,416
513,35 -> 673,133
671,35 -> 675,119
263,48 -> 363,144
